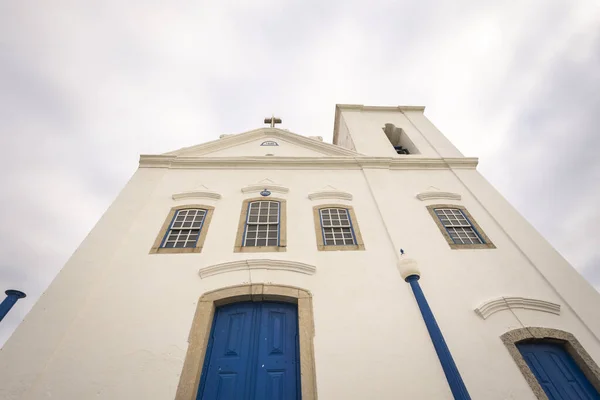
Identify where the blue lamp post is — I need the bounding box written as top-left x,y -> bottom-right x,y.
397,257 -> 471,400
0,290 -> 26,322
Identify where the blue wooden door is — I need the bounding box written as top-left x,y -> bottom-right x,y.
517,341 -> 600,399
197,302 -> 300,400
254,303 -> 300,399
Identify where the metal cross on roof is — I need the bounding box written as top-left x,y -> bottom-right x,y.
264,115 -> 282,128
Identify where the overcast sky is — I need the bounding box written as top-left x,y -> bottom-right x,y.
1,1 -> 599,345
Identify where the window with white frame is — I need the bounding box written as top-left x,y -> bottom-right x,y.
161,209 -> 207,248
433,208 -> 484,245
319,208 -> 356,246
244,201 -> 280,247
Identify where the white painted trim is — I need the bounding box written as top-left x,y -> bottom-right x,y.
336,104 -> 426,112
308,189 -> 353,201
199,259 -> 317,278
475,297 -> 561,319
139,156 -> 479,170
172,191 -> 222,201
416,191 -> 461,201
241,184 -> 289,194
241,179 -> 289,194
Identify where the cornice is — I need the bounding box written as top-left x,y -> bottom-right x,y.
438,157 -> 480,169
199,259 -> 317,278
416,191 -> 461,201
172,191 -> 221,201
139,155 -> 174,168
139,155 -> 479,170
335,104 -> 426,112
475,297 -> 561,320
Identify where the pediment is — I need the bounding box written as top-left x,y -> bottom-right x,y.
172,184 -> 221,200
242,178 -> 289,195
475,297 -> 560,319
308,185 -> 353,201
416,186 -> 461,201
199,259 -> 317,278
163,128 -> 361,158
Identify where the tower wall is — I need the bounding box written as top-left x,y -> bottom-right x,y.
333,105 -> 464,158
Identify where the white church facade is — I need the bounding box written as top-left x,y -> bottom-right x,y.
1,104 -> 600,399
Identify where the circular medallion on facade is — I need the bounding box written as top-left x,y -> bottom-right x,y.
260,189 -> 271,197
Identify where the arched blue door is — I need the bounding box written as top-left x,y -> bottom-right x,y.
197,302 -> 300,400
517,341 -> 600,399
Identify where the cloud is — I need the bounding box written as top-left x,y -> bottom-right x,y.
481,13 -> 600,290
1,0 -> 599,346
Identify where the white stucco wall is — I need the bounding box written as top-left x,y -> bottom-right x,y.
1,106 -> 599,400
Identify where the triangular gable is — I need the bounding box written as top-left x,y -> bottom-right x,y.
163,128 -> 362,157
200,136 -> 335,157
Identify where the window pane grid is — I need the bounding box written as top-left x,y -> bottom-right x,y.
320,208 -> 356,246
244,201 -> 280,247
434,208 -> 483,245
163,209 -> 206,248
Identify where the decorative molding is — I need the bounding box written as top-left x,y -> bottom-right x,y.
336,104 -> 426,112
198,259 -> 317,278
172,191 -> 221,200
416,191 -> 461,201
139,155 -> 479,170
475,297 -> 561,320
171,184 -> 221,200
308,185 -> 353,201
241,178 -> 289,194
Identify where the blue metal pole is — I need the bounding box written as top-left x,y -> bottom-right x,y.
405,275 -> 471,400
0,290 -> 26,322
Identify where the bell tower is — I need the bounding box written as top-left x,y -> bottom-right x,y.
333,104 -> 464,158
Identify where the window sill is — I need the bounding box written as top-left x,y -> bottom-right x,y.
149,247 -> 203,254
317,244 -> 365,251
448,243 -> 496,250
233,246 -> 287,253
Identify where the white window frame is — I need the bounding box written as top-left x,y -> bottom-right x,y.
243,200 -> 281,247
161,208 -> 208,249
319,207 -> 357,246
434,208 -> 484,245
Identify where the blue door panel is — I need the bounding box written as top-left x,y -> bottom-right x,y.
255,303 -> 299,400
265,370 -> 285,399
198,302 -> 300,400
223,312 -> 248,357
215,373 -> 237,400
522,352 -> 563,399
518,342 -> 600,400
199,303 -> 256,400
